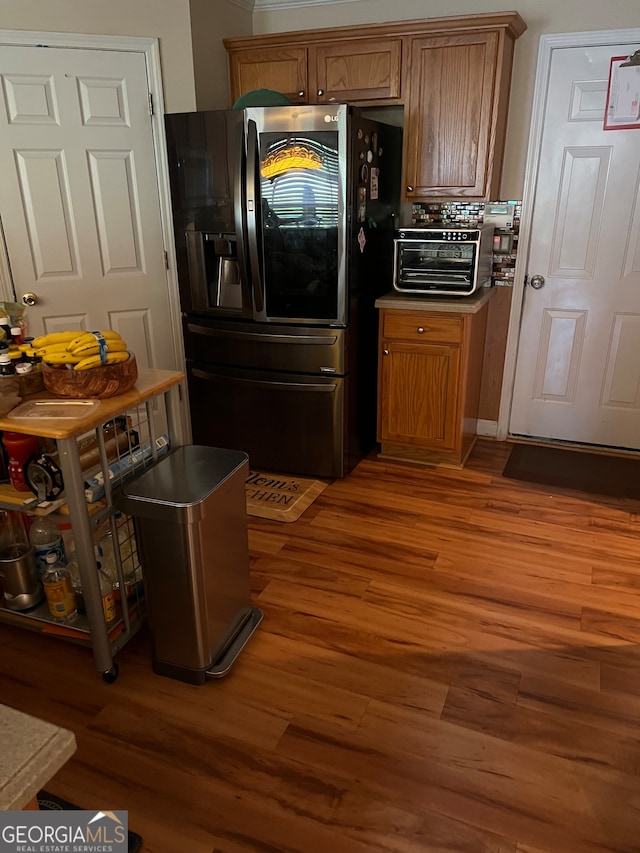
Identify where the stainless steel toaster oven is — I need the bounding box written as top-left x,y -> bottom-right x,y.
393,225 -> 494,296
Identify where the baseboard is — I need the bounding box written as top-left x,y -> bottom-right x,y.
477,419 -> 498,437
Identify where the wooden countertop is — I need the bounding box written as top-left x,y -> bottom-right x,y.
0,367 -> 185,439
375,286 -> 495,314
0,704 -> 76,809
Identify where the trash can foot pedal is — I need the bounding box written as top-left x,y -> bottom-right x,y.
206,606 -> 264,679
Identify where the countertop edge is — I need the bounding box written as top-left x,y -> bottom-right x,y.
375,286 -> 496,314
0,705 -> 77,810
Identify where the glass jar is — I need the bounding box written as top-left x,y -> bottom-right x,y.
2,432 -> 39,492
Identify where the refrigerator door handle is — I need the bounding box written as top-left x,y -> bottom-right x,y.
232,117 -> 251,300
186,322 -> 338,347
245,118 -> 264,313
192,368 -> 337,394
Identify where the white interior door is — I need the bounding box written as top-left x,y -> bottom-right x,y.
509,37 -> 640,449
0,43 -> 176,370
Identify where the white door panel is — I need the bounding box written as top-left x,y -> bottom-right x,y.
0,45 -> 175,370
510,41 -> 640,449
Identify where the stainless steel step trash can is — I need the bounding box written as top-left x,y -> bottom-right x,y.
118,445 -> 262,684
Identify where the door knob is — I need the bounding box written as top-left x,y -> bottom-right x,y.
529,275 -> 545,290
22,292 -> 38,306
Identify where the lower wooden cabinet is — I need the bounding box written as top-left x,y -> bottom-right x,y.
377,301 -> 490,467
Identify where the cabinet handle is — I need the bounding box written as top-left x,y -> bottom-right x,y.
383,349 -> 389,355
406,186 -> 414,192
417,327 -> 425,334
317,88 -> 324,96
298,90 -> 305,98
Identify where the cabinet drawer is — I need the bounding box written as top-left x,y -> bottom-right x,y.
382,312 -> 463,344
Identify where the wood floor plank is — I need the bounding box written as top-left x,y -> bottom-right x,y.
2,440 -> 640,852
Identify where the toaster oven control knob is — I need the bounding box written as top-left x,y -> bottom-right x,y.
529,274 -> 546,290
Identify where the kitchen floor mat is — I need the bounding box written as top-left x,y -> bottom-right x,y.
245,470 -> 329,522
36,790 -> 142,853
502,443 -> 640,499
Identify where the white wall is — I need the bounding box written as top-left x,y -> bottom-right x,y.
190,0 -> 253,109
0,0 -> 197,112
253,0 -> 640,198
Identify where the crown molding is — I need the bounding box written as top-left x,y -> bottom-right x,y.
255,0 -> 351,8
225,0 -> 255,11
226,0 -> 355,11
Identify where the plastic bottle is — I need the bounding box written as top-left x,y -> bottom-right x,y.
29,516 -> 66,575
56,519 -> 84,611
97,564 -> 117,623
66,554 -> 85,615
57,521 -> 75,561
42,557 -> 77,623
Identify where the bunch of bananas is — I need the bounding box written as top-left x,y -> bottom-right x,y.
33,330 -> 130,371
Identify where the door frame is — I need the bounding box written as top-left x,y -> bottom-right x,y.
0,29 -> 185,372
497,27 -> 640,441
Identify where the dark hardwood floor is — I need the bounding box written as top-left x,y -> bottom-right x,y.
2,439 -> 640,852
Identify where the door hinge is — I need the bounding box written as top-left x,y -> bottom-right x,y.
148,92 -> 154,116
164,250 -> 169,269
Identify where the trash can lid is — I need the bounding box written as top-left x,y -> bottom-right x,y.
119,445 -> 248,518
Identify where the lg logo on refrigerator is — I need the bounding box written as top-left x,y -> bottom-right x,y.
324,114 -> 339,123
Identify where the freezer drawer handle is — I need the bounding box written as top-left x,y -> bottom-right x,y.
187,323 -> 338,346
192,368 -> 337,393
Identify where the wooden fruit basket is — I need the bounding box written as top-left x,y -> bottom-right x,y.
42,353 -> 138,399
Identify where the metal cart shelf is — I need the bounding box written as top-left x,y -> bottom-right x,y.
0,368 -> 188,681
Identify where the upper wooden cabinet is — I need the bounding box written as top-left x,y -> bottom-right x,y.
224,12 -> 526,200
226,36 -> 402,105
404,32 -> 501,199
228,45 -> 309,103
314,39 -> 401,103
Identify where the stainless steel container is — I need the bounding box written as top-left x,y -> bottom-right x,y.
119,445 -> 262,684
0,544 -> 44,611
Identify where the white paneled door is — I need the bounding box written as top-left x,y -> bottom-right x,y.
0,44 -> 176,369
509,38 -> 640,449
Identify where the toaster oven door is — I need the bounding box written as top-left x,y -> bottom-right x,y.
393,239 -> 478,295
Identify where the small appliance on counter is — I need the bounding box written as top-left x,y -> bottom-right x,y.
393,225 -> 494,296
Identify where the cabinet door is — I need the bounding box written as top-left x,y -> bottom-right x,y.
404,32 -> 500,199
228,46 -> 309,104
313,39 -> 401,102
378,339 -> 461,451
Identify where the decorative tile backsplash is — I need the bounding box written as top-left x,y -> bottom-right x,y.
411,200 -> 522,286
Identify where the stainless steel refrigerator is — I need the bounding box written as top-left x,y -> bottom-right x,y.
164,104 -> 401,479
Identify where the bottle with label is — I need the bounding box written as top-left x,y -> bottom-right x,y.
0,344 -> 15,375
29,515 -> 66,575
42,557 -> 77,623
14,349 -> 33,375
97,563 -> 117,623
10,326 -> 24,346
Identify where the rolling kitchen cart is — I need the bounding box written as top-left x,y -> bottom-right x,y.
0,368 -> 187,681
